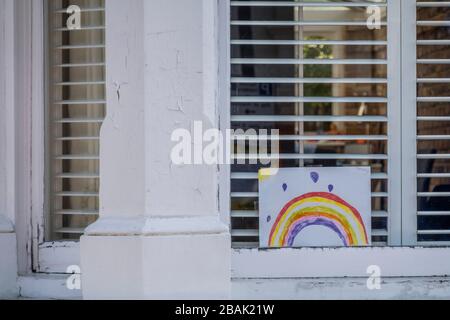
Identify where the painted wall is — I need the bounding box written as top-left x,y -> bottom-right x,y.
15,276 -> 450,300
233,277 -> 450,300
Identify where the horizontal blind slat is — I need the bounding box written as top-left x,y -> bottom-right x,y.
231,115 -> 388,122
232,20 -> 387,26
232,40 -> 387,46
232,77 -> 387,84
232,58 -> 387,65
231,1 -> 388,7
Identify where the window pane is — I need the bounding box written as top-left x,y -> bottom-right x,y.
230,0 -> 389,248
416,1 -> 450,244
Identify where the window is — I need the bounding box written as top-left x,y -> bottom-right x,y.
46,0 -> 105,241
230,0 -> 400,248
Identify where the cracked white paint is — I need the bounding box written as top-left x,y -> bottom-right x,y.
143,0 -> 219,218
232,277 -> 450,300
113,81 -> 129,104
38,242 -> 80,274
97,0 -> 221,220
98,0 -> 146,219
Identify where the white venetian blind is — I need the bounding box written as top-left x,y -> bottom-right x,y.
230,0 -> 392,248
416,1 -> 450,245
47,0 -> 105,240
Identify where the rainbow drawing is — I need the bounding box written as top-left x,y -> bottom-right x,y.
268,192 -> 369,247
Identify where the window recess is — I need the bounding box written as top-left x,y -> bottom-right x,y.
46,0 -> 105,241
230,0 -> 400,248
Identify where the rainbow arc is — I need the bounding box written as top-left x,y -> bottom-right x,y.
269,192 -> 369,247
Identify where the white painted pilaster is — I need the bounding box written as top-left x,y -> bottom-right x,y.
81,0 -> 231,299
0,0 -> 18,298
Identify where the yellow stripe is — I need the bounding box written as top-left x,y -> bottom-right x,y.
258,168 -> 279,183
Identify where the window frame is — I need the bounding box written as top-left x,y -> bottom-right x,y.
30,0 -> 81,274
401,0 -> 418,246
7,0 -> 35,275
12,0 -> 50,275
30,0 -> 107,273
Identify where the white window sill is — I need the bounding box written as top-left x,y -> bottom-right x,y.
232,247 -> 450,279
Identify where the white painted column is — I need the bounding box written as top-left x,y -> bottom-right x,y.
81,0 -> 231,299
140,0 -> 230,299
0,0 -> 18,299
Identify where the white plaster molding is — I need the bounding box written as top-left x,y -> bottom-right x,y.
85,216 -> 228,236
85,217 -> 147,236
142,216 -> 228,236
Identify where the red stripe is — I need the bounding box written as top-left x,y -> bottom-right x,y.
268,192 -> 368,245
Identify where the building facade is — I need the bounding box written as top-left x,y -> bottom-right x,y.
2,0 -> 450,299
